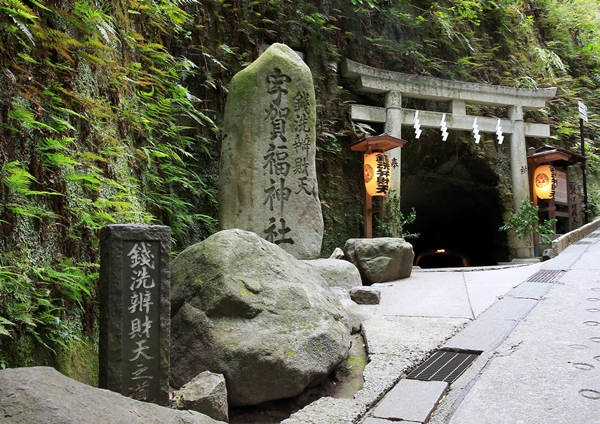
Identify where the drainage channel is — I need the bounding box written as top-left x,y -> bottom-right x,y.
362,350 -> 482,424
525,269 -> 564,283
407,350 -> 481,384
363,267 -> 570,424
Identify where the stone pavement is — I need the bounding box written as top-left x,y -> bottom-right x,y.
364,232 -> 600,424
434,239 -> 600,424
284,220 -> 600,424
359,263 -> 545,424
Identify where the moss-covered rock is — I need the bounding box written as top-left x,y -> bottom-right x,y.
56,338 -> 99,387
344,238 -> 414,284
170,229 -> 351,407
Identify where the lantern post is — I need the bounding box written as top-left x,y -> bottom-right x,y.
533,164 -> 557,200
579,100 -> 588,224
348,134 -> 407,238
527,145 -> 586,256
532,164 -> 557,255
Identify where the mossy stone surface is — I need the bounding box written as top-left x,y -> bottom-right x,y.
56,338 -> 99,387
344,238 -> 415,284
219,43 -> 323,260
170,229 -> 351,407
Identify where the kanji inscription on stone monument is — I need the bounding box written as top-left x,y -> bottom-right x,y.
99,225 -> 170,405
219,43 -> 324,260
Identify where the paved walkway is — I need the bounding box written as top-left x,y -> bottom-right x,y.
362,232 -> 600,424
284,223 -> 600,424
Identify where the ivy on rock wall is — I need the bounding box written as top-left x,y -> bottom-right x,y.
0,0 -> 599,373
0,0 -> 217,369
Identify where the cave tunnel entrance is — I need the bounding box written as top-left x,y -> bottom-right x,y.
400,173 -> 509,268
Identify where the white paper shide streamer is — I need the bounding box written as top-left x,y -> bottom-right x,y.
413,111 -> 422,139
472,117 -> 480,144
496,119 -> 504,144
440,113 -> 448,141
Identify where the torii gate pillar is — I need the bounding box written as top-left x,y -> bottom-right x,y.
385,91 -> 403,196
508,105 -> 534,257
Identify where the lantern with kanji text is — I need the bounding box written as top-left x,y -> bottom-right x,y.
364,151 -> 391,196
533,164 -> 556,200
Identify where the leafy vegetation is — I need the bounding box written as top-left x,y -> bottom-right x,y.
0,0 -> 217,369
499,196 -> 557,244
376,190 -> 419,240
0,0 -> 599,376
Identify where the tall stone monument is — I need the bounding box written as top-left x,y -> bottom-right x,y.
99,225 -> 170,406
219,43 -> 324,260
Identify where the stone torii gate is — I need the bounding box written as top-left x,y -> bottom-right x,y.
342,60 -> 557,258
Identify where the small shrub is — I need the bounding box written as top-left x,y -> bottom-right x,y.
499,196 -> 556,244
375,190 -> 419,240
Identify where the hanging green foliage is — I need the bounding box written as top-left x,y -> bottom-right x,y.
0,0 -> 217,366
0,0 -> 599,372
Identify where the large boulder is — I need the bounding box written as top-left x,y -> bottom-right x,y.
302,258 -> 363,291
0,367 -> 224,424
344,238 -> 414,284
219,43 -> 324,260
170,229 -> 352,407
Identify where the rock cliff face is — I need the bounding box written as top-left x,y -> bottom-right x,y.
170,229 -> 352,407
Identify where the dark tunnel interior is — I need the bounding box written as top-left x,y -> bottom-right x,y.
401,140 -> 509,268
400,173 -> 509,268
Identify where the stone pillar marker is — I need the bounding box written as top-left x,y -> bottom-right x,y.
219,43 -> 324,260
99,224 -> 170,405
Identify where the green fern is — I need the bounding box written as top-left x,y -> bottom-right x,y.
0,0 -> 38,44
1,161 -> 59,197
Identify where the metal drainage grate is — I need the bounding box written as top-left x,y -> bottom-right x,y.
525,269 -> 564,283
586,232 -> 600,239
574,240 -> 593,245
407,350 -> 480,384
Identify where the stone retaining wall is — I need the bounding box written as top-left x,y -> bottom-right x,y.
550,217 -> 600,256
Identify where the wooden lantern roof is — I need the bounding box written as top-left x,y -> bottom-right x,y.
348,133 -> 407,152
527,144 -> 585,167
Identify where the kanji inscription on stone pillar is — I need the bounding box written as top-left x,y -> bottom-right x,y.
99,225 -> 170,405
